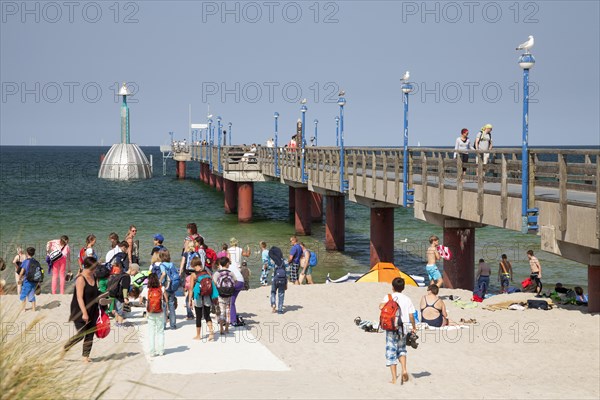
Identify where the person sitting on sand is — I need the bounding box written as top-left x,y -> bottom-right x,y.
380,277 -> 417,385
574,287 -> 588,305
419,284 -> 449,327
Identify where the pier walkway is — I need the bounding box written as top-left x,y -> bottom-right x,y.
173,145 -> 600,311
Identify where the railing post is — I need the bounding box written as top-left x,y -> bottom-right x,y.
501,153 -> 508,222
559,153 -> 567,234
421,153 -> 428,207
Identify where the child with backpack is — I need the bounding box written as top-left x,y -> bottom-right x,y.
212,257 -> 237,335
19,247 -> 41,311
107,261 -> 131,327
259,241 -> 273,286
159,249 -> 179,330
379,277 -> 417,385
189,258 -> 218,341
180,242 -> 203,320
269,246 -> 287,314
146,273 -> 168,357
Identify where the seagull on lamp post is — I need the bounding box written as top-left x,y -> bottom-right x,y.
300,98 -> 307,105
401,71 -> 410,82
516,35 -> 534,52
338,89 -> 345,96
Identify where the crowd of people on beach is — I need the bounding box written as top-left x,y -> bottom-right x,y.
4,223 -> 320,362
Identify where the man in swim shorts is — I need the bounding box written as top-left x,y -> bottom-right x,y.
425,235 -> 443,288
527,250 -> 542,296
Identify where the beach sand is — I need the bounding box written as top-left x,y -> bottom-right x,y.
1,283 -> 598,399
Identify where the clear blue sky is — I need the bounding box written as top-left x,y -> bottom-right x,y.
1,0 -> 599,147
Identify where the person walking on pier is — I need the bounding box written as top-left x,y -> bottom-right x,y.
425,235 -> 443,288
475,124 -> 493,165
454,128 -> 471,178
47,235 -> 71,295
527,250 -> 543,296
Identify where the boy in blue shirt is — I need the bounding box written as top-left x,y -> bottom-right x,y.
19,247 -> 39,312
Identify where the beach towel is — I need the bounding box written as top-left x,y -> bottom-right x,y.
452,300 -> 479,309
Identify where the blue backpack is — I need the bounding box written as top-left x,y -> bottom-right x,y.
164,263 -> 180,293
274,263 -> 287,280
150,263 -> 162,278
308,251 -> 318,267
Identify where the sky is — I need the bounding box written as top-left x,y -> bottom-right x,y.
1,0 -> 599,147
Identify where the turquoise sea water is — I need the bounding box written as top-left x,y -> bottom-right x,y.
0,146 -> 589,293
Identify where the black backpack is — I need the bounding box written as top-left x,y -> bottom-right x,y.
107,273 -> 125,298
26,258 -> 43,283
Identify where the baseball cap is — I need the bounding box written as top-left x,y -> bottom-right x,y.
153,234 -> 164,242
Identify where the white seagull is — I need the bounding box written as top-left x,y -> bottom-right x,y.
338,90 -> 345,96
516,35 -> 534,52
399,238 -> 408,243
401,71 -> 410,81
300,98 -> 307,104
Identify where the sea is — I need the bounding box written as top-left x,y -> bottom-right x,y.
0,146 -> 590,293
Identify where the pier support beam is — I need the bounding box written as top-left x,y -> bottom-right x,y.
325,195 -> 345,251
201,164 -> 209,184
224,179 -> 237,214
310,192 -> 323,222
176,161 -> 186,179
209,171 -> 216,187
370,208 -> 394,267
216,176 -> 223,192
238,182 -> 254,223
442,224 -> 475,291
294,187 -> 311,235
289,187 -> 296,215
589,254 -> 600,313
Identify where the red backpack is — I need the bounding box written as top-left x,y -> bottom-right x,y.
204,248 -> 217,270
380,294 -> 400,332
199,275 -> 213,297
147,287 -> 163,313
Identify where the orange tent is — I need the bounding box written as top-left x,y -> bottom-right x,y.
355,262 -> 420,286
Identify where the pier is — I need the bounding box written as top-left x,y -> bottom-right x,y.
174,144 -> 599,311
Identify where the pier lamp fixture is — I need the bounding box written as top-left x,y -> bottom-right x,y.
338,93 -> 348,192
401,74 -> 414,207
274,112 -> 280,177
192,129 -> 197,159
228,122 -> 232,146
208,118 -> 213,170
217,116 -> 222,173
335,116 -> 340,147
313,119 -> 319,146
518,42 -> 536,233
300,101 -> 308,183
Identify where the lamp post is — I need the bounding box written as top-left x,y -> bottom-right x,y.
217,116 -> 222,172
335,116 -> 340,147
208,118 -> 213,170
338,95 -> 348,192
401,78 -> 414,207
228,122 -> 232,146
313,119 -> 319,146
519,50 -> 535,233
274,112 -> 280,177
301,103 -> 308,183
192,129 -> 197,159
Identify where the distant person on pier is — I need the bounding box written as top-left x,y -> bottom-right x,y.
498,254 -> 513,293
266,138 -> 274,148
454,128 -> 471,178
288,236 -> 302,285
527,250 -> 543,296
425,235 -> 443,288
288,135 -> 297,150
47,235 -> 71,295
475,124 -> 493,165
124,225 -> 139,265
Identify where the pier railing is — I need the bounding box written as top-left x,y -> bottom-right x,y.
188,144 -> 598,206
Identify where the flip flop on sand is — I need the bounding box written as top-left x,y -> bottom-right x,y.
459,318 -> 477,324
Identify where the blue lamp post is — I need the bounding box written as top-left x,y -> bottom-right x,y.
228,122 -> 232,146
192,129 -> 197,159
300,102 -> 308,183
401,77 -> 414,207
217,116 -> 222,172
519,50 -> 535,232
335,116 -> 340,147
338,94 -> 348,192
313,119 -> 318,146
274,112 -> 280,177
208,118 -> 213,170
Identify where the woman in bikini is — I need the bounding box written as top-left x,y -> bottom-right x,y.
12,247 -> 27,296
419,284 -> 448,328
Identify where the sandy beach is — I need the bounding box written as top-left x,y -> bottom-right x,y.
1,283 -> 598,399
